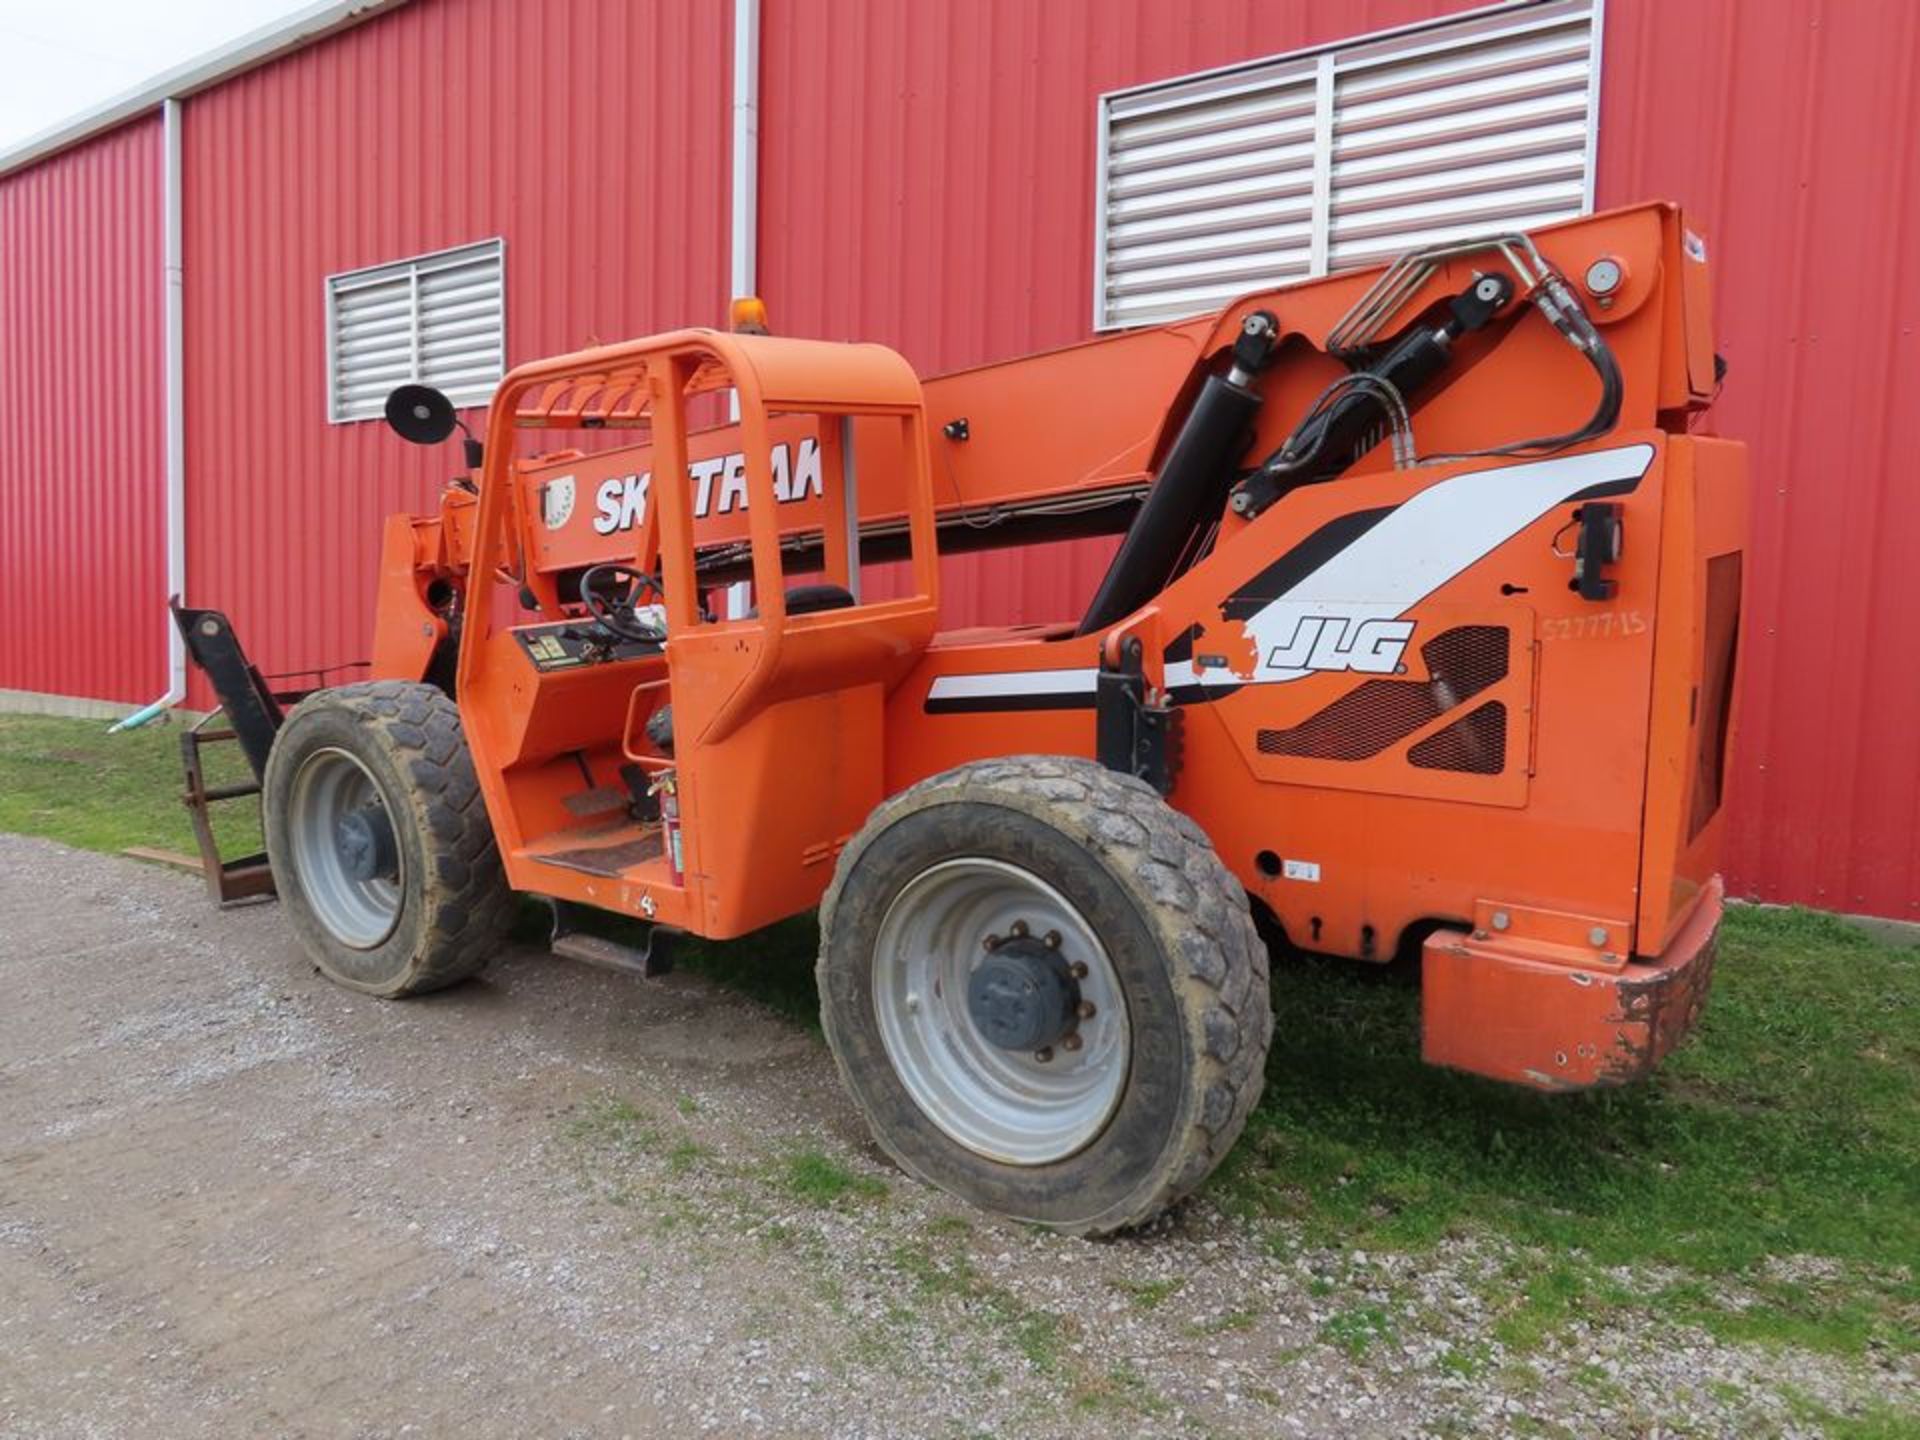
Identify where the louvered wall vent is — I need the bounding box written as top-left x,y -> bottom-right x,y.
326,238 -> 505,422
1094,0 -> 1600,329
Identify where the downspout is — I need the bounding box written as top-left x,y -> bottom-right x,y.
111,96 -> 187,731
730,0 -> 759,311
724,0 -> 760,617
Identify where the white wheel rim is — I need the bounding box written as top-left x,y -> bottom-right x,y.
286,747 -> 403,950
872,857 -> 1130,1166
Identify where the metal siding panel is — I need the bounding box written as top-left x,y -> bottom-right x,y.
2,0 -> 1911,921
1595,0 -> 1920,918
760,0 -> 1488,635
180,0 -> 731,713
0,117 -> 166,704
757,0 -> 1919,919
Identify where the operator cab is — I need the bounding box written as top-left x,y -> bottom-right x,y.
384,326 -> 941,941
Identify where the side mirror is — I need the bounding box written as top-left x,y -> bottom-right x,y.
384,384 -> 459,445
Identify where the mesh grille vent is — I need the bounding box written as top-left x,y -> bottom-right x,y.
1256,624 -> 1508,761
1418,624 -> 1508,701
1408,701 -> 1507,773
1258,679 -> 1444,760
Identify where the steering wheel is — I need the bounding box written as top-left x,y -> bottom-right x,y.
578,563 -> 668,644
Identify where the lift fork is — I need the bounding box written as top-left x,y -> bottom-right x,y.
168,602 -> 364,907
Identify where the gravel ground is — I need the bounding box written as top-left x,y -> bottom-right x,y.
0,834 -> 1908,1439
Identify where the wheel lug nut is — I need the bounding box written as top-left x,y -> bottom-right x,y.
1077,1000 -> 1096,1020
1061,1033 -> 1083,1052
1034,1046 -> 1054,1063
1069,962 -> 1088,980
1044,930 -> 1062,948
1011,920 -> 1029,938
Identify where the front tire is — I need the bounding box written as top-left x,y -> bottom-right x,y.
263,680 -> 513,997
818,756 -> 1272,1235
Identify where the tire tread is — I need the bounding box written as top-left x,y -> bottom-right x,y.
819,755 -> 1272,1236
265,680 -> 513,996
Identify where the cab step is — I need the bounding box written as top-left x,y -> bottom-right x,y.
547,899 -> 677,978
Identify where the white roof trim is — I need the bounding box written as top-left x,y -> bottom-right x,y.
0,0 -> 409,178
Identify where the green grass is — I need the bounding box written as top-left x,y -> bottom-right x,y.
0,712 -> 262,859
0,710 -> 822,1022
7,712 -> 1919,1369
669,913 -> 823,1030
665,1137 -> 708,1175
565,1094 -> 664,1154
887,1237 -> 1067,1373
1489,1260 -> 1632,1353
1186,1305 -> 1260,1336
1319,1302 -> 1396,1359
1070,1361 -> 1170,1419
780,1147 -> 887,1206
1113,1275 -> 1185,1310
1435,1339 -> 1496,1380
1784,1387 -> 1920,1440
1214,904 -> 1920,1356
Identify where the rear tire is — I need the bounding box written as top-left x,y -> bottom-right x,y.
818,756 -> 1271,1235
263,680 -> 513,997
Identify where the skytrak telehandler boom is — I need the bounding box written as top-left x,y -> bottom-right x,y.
179,201 -> 1744,1233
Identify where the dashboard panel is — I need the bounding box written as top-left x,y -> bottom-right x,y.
514,621 -> 664,673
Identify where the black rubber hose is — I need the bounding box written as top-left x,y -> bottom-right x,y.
1419,303 -> 1624,464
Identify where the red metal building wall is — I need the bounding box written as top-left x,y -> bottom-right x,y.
757,0 -> 1920,920
2,0 -> 1916,918
759,0 -> 1491,625
0,117 -> 165,705
180,0 -> 731,708
1595,0 -> 1920,919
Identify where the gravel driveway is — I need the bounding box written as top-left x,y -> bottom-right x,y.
0,835 -> 1904,1438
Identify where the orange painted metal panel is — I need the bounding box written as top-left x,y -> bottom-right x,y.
1422,877 -> 1721,1090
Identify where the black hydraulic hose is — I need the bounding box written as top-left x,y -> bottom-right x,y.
1233,276 -> 1516,517
1076,371 -> 1264,636
1254,281 -> 1624,495
1419,282 -> 1624,465
1257,341 -> 1444,488
1077,310 -> 1282,637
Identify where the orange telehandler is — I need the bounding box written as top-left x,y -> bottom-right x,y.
175,201 -> 1743,1233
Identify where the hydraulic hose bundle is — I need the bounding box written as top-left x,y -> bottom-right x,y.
1077,232 -> 1627,636
1231,249 -> 1625,520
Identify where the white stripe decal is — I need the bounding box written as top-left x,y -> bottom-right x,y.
926,667 -> 1100,704
930,444 -> 1655,705
1197,442 -> 1655,689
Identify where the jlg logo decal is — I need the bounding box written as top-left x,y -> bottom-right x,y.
1264,614 -> 1415,675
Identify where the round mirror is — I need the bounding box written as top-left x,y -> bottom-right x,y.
383,384 -> 459,445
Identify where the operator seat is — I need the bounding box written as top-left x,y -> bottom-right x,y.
747,582 -> 857,619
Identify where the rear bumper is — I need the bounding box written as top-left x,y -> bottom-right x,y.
1421,877 -> 1722,1091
